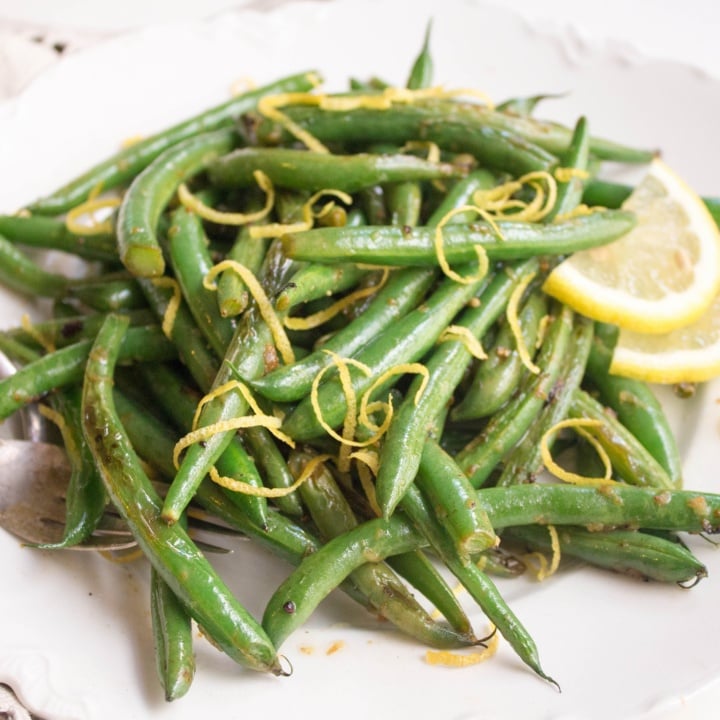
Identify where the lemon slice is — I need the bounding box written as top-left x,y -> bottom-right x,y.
609,290 -> 720,383
543,158 -> 720,333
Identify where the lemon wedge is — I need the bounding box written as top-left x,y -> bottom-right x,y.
609,290 -> 720,383
543,158 -> 720,334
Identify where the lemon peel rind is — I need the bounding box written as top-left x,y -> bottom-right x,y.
609,343 -> 720,384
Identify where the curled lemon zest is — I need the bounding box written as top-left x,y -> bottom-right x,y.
21,314 -> 55,353
506,272 -> 540,374
212,452 -> 332,497
65,196 -> 121,236
257,89 -> 329,154
540,418 -> 616,485
425,625 -> 499,667
434,204 -> 492,284
438,324 -> 487,360
177,170 -> 274,225
173,415 -> 293,470
284,268 -> 389,330
547,524 -> 561,577
38,404 -> 77,460
523,525 -> 561,581
150,277 -> 181,339
400,139 -> 441,164
204,259 -> 295,365
191,379 -> 266,430
359,362 -> 429,422
472,171 -> 558,223
100,548 -> 145,564
249,188 -> 352,240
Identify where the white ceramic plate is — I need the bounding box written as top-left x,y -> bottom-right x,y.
1,1 -> 719,718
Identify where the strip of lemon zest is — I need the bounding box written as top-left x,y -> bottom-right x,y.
173,415 -> 293,469
284,268 -> 389,330
191,379 -> 267,430
353,453 -> 382,517
257,91 -> 329,154
177,170 -> 274,225
359,362 -> 429,421
506,272 -> 540,374
438,325 -> 487,360
540,418 -> 616,485
425,625 -> 499,667
249,188 -> 352,240
65,196 -> 121,236
150,277 -> 181,339
522,551 -> 550,581
203,259 -> 295,365
553,166 -> 590,183
547,525 -> 561,577
21,314 -> 55,353
434,204 -> 492,284
87,181 -> 105,201
212,452 -> 332,497
472,171 -> 557,223
400,140 -> 441,164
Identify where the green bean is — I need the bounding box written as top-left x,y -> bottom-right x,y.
0,214 -> 118,262
118,128 -> 237,278
386,550 -> 475,635
0,325 -> 175,421
251,170 -> 495,404
451,290 -> 548,421
479,483 -> 720,534
67,274 -> 147,312
546,115 -> 590,221
415,438 -> 497,562
288,450 -> 477,648
150,567 -> 195,701
0,233 -> 69,298
456,304 -> 575,488
569,389 -> 675,489
250,103 -> 557,175
406,20 -> 433,90
251,99 -> 652,166
585,322 -> 682,486
244,427 -> 304,517
163,240 -> 298,523
35,386 -> 108,549
207,147 -> 460,194
496,93 -> 564,117
261,514 -> 425,647
281,266 -> 488,441
81,313 -> 282,674
377,260 -> 538,516
386,181 -> 423,227
399,485 -> 555,684
29,71 -> 320,215
134,363 -> 269,530
280,209 -> 636,265
504,525 -> 707,585
495,314 -> 594,487
167,205 -> 236,357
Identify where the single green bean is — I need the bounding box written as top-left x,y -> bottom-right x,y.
81,313 -> 282,674
0,233 -> 69,298
0,214 -> 118,262
281,210 -> 636,265
504,525 -> 706,585
117,128 -> 237,278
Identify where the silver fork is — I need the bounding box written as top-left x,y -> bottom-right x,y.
0,350 -> 237,552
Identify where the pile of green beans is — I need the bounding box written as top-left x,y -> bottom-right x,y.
1,31 -> 719,703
